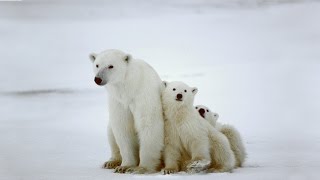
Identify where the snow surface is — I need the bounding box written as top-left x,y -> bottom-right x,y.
1,0 -> 320,179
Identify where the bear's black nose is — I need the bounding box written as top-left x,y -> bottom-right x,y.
176,93 -> 183,100
94,77 -> 102,85
199,108 -> 205,118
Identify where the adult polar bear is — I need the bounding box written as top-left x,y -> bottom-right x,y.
89,49 -> 164,174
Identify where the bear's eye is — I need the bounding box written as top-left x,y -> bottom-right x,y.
207,110 -> 209,112
108,65 -> 114,69
173,88 -> 176,91
184,90 -> 187,93
96,64 -> 99,68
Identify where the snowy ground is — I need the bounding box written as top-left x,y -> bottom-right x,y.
1,0 -> 320,179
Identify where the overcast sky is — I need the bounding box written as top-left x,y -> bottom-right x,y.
0,0 -> 317,21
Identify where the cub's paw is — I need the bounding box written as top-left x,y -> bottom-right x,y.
163,168 -> 178,175
126,166 -> 152,174
187,160 -> 211,174
114,166 -> 132,173
102,160 -> 121,169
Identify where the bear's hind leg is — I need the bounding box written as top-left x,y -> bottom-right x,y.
209,130 -> 236,173
219,124 -> 246,168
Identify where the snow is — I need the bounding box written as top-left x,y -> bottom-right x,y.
1,0 -> 320,179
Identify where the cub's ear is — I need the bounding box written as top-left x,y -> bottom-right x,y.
124,54 -> 132,63
161,81 -> 168,91
192,87 -> 198,95
163,81 -> 168,88
89,53 -> 97,63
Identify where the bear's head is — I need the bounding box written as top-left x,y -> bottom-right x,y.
89,49 -> 131,86
195,105 -> 219,126
162,81 -> 198,109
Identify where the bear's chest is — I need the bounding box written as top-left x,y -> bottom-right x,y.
107,86 -> 133,105
176,119 -> 206,145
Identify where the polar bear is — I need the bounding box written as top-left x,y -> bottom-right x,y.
161,81 -> 235,174
195,105 -> 219,127
89,49 -> 164,174
195,105 -> 246,167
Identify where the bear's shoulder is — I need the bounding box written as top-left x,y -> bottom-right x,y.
126,59 -> 161,83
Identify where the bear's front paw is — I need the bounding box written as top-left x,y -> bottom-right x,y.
102,160 -> 121,169
186,160 -> 211,174
126,166 -> 151,174
163,168 -> 178,175
114,166 -> 132,173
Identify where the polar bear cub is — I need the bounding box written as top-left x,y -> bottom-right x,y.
195,105 -> 246,167
162,81 -> 235,174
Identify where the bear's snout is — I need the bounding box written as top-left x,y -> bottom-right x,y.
176,93 -> 183,101
199,108 -> 205,118
94,77 -> 103,85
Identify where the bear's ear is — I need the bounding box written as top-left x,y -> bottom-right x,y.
192,87 -> 198,95
89,53 -> 97,63
124,54 -> 131,63
162,81 -> 168,88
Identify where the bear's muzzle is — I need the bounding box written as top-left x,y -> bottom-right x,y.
94,77 -> 103,85
94,68 -> 107,86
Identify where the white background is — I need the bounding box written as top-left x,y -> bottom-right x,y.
1,0 -> 320,179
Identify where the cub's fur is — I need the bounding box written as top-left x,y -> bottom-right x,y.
162,81 -> 235,174
195,105 -> 246,167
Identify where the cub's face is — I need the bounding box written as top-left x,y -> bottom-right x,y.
89,49 -> 131,86
162,81 -> 198,108
195,105 -> 219,124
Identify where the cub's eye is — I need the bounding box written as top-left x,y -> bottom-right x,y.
195,107 -> 198,109
108,65 -> 114,69
184,90 -> 187,93
96,64 -> 99,68
173,88 -> 176,91
207,110 -> 209,112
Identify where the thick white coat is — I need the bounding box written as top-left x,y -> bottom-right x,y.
90,49 -> 164,173
162,81 -> 235,174
195,105 -> 247,167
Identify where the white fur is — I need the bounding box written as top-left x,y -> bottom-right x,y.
90,49 -> 164,174
195,105 -> 247,167
162,81 -> 235,174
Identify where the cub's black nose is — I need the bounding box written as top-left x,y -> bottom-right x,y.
94,77 -> 102,85
199,108 -> 205,118
176,93 -> 183,99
